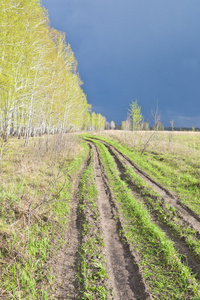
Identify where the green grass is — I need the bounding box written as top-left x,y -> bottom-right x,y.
78,148 -> 111,299
90,138 -> 200,262
86,137 -> 200,299
87,134 -> 200,215
0,135 -> 88,299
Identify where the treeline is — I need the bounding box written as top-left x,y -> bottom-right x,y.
120,100 -> 200,132
0,0 -> 105,145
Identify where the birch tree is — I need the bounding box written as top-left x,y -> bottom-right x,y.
0,0 -> 106,149
129,99 -> 142,130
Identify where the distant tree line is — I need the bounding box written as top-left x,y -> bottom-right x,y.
120,100 -> 199,132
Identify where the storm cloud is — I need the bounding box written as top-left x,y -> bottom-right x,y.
42,0 -> 200,127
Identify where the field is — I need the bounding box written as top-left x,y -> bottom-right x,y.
0,130 -> 200,299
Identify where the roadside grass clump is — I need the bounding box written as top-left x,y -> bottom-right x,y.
78,149 -> 111,299
0,134 -> 88,299
86,137 -> 200,299
88,133 -> 200,215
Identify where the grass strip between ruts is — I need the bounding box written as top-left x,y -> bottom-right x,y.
78,147 -> 111,299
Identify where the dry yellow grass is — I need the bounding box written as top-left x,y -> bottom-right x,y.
93,129 -> 200,159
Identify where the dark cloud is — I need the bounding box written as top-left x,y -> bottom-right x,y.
42,0 -> 200,126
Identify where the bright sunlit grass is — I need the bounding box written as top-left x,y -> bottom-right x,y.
89,130 -> 200,215
87,136 -> 200,299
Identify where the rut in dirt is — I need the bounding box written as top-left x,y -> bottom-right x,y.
98,139 -> 200,235
100,140 -> 200,278
91,142 -> 150,300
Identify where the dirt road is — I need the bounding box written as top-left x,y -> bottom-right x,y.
92,143 -> 150,300
49,137 -> 200,299
49,142 -> 151,299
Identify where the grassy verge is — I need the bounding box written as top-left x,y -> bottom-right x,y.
78,147 -> 111,299
86,137 -> 200,299
87,134 -> 200,215
0,134 -> 88,299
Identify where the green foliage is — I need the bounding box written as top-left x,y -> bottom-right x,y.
0,136 -> 89,299
128,99 -> 142,130
87,112 -> 105,131
0,0 -> 105,144
78,150 -> 111,299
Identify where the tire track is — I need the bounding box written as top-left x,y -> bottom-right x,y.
91,142 -> 151,300
98,139 -> 200,235
97,140 -> 200,278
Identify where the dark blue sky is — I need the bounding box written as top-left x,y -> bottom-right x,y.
42,0 -> 200,127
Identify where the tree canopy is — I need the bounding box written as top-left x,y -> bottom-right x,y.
128,99 -> 142,130
0,0 -> 105,144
